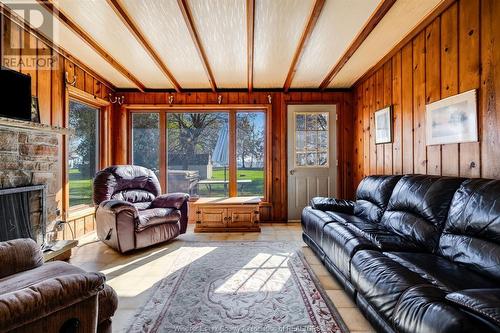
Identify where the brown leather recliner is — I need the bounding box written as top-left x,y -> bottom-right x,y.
0,238 -> 118,333
93,165 -> 189,253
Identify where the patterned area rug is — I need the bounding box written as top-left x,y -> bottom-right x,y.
127,242 -> 348,333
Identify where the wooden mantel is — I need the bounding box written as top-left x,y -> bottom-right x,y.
0,116 -> 71,135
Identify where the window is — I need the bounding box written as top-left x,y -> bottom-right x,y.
131,113 -> 160,178
68,100 -> 99,207
129,108 -> 269,200
167,112 -> 229,197
237,112 -> 265,196
294,112 -> 329,167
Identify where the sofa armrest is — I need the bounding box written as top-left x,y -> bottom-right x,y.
0,272 -> 105,332
0,238 -> 44,279
446,289 -> 500,327
98,199 -> 138,217
151,193 -> 190,210
310,197 -> 355,214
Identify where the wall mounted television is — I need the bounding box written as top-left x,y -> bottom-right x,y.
0,67 -> 32,121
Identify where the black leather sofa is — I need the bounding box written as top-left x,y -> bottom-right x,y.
302,175 -> 500,333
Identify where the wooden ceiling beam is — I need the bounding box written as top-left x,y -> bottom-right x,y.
106,0 -> 182,92
247,0 -> 255,92
177,0 -> 217,92
283,0 -> 326,92
0,2 -> 116,90
36,0 -> 146,92
319,0 -> 396,90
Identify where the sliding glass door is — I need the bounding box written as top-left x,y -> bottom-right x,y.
166,112 -> 229,197
236,112 -> 265,197
131,113 -> 160,178
130,108 -> 268,200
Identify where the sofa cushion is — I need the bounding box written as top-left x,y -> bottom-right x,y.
135,221 -> 180,250
133,202 -> 152,210
0,261 -> 84,294
380,175 -> 464,253
94,165 -> 161,205
111,189 -> 155,204
151,193 -> 190,210
137,208 -> 181,231
353,175 -> 402,224
301,207 -> 336,248
393,285 -> 494,333
351,250 -> 430,322
0,272 -> 105,332
384,252 -> 496,292
346,219 -> 421,252
439,178 -> 500,282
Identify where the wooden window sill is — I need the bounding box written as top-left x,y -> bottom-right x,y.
67,206 -> 95,220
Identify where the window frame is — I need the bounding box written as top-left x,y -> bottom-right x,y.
293,111 -> 330,168
64,85 -> 110,216
126,105 -> 272,202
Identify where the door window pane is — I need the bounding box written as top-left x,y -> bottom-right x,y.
131,113 -> 160,178
68,100 -> 99,207
295,112 -> 329,167
237,112 -> 265,197
167,112 -> 229,197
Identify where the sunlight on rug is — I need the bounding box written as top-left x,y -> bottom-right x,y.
126,242 -> 348,333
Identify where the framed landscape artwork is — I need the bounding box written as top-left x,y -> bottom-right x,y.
374,106 -> 392,144
426,89 -> 478,146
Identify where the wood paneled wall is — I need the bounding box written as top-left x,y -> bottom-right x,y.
1,12 -> 114,239
113,91 -> 354,221
352,0 -> 500,189
1,13 -> 114,127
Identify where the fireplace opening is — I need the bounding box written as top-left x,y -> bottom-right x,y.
0,185 -> 47,245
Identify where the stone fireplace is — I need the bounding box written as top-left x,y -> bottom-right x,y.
0,184 -> 47,244
0,117 -> 68,242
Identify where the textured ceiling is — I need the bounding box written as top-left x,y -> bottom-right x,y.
2,0 -> 445,90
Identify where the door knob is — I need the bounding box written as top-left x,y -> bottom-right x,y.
289,169 -> 295,175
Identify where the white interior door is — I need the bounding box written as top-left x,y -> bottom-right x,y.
287,105 -> 337,221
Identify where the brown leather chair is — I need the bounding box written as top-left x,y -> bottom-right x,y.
93,165 -> 189,253
0,238 -> 118,333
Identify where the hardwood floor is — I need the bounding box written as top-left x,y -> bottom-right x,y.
70,223 -> 374,333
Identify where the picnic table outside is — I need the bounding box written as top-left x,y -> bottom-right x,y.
198,179 -> 252,195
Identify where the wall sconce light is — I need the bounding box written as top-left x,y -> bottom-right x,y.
218,95 -> 222,104
267,94 -> 272,104
109,93 -> 125,105
168,95 -> 174,105
64,72 -> 76,86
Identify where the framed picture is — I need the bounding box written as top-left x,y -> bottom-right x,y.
374,106 -> 392,144
426,89 -> 478,146
31,96 -> 40,123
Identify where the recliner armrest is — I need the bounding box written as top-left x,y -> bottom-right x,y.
0,238 -> 44,279
98,199 -> 138,217
0,272 -> 105,332
310,197 -> 355,214
151,193 -> 190,210
446,289 -> 500,326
